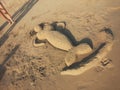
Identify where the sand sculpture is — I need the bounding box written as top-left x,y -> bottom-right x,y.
32,22 -> 114,75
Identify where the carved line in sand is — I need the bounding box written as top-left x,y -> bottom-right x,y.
31,21 -> 114,76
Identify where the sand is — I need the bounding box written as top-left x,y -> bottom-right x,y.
0,0 -> 120,90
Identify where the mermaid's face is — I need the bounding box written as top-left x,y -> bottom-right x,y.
34,25 -> 42,33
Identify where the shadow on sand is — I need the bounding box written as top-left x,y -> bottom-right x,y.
38,21 -> 94,48
0,0 -> 38,47
61,28 -> 114,71
0,44 -> 20,80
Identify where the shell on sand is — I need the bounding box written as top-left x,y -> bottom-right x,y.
65,43 -> 93,66
35,30 -> 73,51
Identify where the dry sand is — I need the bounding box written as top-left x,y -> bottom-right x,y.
0,0 -> 120,90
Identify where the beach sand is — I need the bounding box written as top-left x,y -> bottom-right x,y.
0,0 -> 120,90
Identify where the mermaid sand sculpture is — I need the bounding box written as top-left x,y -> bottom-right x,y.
32,22 -> 114,75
